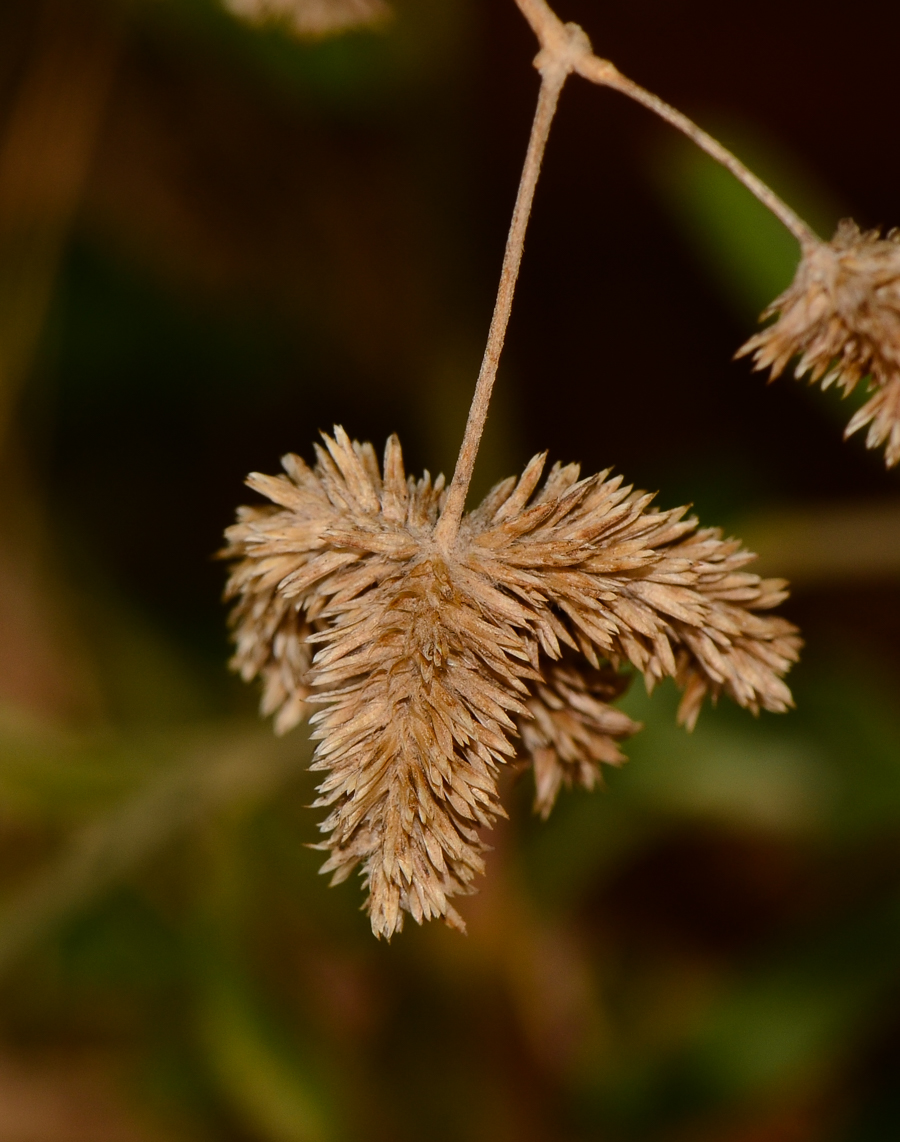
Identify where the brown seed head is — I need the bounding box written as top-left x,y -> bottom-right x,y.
517,655 -> 639,820
738,219 -> 900,467
224,428 -> 800,937
226,539 -> 315,736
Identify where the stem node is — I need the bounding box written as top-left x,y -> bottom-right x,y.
434,0 -> 820,552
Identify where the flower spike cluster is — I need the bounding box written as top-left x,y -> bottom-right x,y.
224,428 -> 800,939
739,219 -> 900,467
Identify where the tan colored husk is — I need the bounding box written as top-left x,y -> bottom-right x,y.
518,656 -> 638,819
228,575 -> 314,736
738,219 -> 900,467
224,428 -> 800,938
845,374 -> 900,470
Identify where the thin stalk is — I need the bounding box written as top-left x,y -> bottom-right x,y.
516,0 -> 820,249
434,68 -> 568,550
437,0 -> 821,550
583,61 -> 819,248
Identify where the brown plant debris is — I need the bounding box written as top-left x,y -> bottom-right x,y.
224,428 -> 800,938
738,219 -> 900,467
225,0 -> 390,38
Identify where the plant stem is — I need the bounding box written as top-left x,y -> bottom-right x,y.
589,65 -> 819,248
516,0 -> 820,250
436,0 -> 821,550
434,60 -> 575,549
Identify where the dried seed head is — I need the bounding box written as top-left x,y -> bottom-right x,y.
235,598 -> 314,736
462,457 -> 801,730
225,429 -> 537,938
225,0 -> 390,38
844,374 -> 900,470
224,428 -> 800,937
738,219 -> 900,466
656,528 -> 800,731
517,655 -> 639,820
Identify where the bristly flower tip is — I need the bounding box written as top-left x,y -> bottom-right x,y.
223,428 -> 800,939
739,219 -> 900,467
518,654 -> 640,820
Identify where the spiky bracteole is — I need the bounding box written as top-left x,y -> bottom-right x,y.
738,219 -> 900,467
224,428 -> 800,937
845,375 -> 900,470
655,528 -> 800,731
518,655 -> 639,819
227,557 -> 315,736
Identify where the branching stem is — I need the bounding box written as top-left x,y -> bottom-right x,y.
517,0 -> 819,247
590,68 -> 818,248
436,0 -> 819,550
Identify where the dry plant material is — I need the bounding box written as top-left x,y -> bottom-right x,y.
229,580 -> 314,736
738,221 -> 900,468
225,0 -> 390,38
518,655 -> 639,819
224,0 -> 812,938
513,0 -> 900,468
224,430 -> 800,937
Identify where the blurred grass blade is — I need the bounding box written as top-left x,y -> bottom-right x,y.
0,0 -> 119,447
651,124 -> 842,319
0,726 -> 308,977
196,962 -> 339,1142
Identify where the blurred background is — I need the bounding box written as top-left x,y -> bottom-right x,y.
1,0 -> 899,1138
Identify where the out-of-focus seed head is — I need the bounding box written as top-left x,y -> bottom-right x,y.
738,219 -> 900,467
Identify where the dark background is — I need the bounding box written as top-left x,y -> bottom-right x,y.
0,1 -> 898,1139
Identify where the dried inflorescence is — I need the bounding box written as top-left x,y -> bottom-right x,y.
224,427 -> 800,938
229,581 -> 314,737
517,655 -> 639,820
738,219 -> 900,467
225,0 -> 390,38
